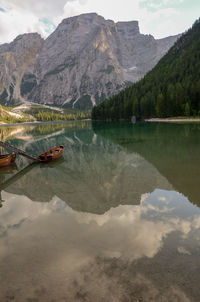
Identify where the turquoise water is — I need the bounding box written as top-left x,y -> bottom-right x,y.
0,121 -> 200,302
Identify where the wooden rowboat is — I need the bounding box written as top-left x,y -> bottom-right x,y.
0,141 -> 64,164
0,153 -> 16,168
39,145 -> 64,163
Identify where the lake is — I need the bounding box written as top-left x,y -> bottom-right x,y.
0,121 -> 200,302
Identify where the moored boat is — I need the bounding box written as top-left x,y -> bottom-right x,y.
0,141 -> 64,164
39,145 -> 64,163
11,153 -> 16,163
0,153 -> 16,168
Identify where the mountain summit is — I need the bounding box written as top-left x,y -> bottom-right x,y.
0,13 -> 179,109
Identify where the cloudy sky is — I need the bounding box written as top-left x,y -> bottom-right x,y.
0,0 -> 199,43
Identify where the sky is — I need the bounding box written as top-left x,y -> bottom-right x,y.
0,0 -> 199,44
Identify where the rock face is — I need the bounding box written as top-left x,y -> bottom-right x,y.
0,13 -> 180,109
0,33 -> 44,105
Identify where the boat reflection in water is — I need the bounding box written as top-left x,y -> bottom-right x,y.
0,157 -> 64,208
0,163 -> 18,208
0,127 -> 173,213
0,163 -> 18,175
0,121 -> 200,302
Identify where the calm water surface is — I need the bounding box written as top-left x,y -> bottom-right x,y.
0,121 -> 200,302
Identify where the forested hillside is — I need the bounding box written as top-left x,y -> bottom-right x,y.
92,18 -> 200,120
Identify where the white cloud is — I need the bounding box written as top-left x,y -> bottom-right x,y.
0,0 -> 78,43
0,7 -> 45,43
0,189 -> 200,302
0,0 -> 198,43
1,189 -> 200,262
1,0 -> 67,18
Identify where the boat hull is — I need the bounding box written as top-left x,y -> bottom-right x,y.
39,146 -> 64,163
11,153 -> 16,163
0,153 -> 16,168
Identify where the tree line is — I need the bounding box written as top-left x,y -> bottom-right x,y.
32,110 -> 90,122
92,18 -> 200,120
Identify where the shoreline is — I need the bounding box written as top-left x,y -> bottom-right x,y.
0,119 -> 91,127
145,118 -> 200,123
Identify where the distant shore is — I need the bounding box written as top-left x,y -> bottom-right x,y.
0,119 -> 91,127
145,118 -> 200,123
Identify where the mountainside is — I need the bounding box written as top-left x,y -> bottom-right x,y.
0,33 -> 44,106
92,18 -> 200,120
0,104 -> 34,123
0,13 -> 179,109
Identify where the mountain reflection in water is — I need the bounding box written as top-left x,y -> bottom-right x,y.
0,122 -> 172,213
0,121 -> 200,302
93,122 -> 200,208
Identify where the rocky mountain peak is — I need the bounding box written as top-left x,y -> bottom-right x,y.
0,33 -> 43,51
61,13 -> 105,25
116,21 -> 140,35
0,13 -> 180,109
56,13 -> 106,34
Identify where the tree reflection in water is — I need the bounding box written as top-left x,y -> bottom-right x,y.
0,121 -> 200,302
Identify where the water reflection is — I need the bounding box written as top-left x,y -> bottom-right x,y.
93,122 -> 200,208
0,122 -> 172,213
0,189 -> 199,301
0,121 -> 200,301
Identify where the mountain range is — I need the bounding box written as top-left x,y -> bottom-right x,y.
0,13 -> 179,110
92,18 -> 200,120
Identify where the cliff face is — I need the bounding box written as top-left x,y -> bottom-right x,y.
0,33 -> 44,105
0,13 -> 179,108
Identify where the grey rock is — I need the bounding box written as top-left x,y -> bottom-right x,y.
0,13 -> 180,108
0,33 -> 44,104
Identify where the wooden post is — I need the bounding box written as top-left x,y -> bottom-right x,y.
0,141 -> 39,161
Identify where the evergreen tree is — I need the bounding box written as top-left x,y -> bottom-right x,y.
185,102 -> 190,116
92,18 -> 200,120
132,97 -> 139,117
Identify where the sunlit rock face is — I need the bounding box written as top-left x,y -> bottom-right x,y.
0,13 -> 179,108
0,33 -> 44,104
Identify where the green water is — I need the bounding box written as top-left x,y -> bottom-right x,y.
0,121 -> 200,302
